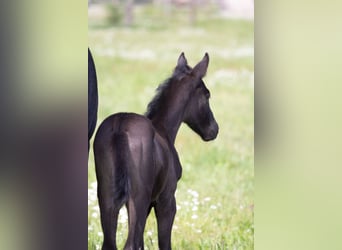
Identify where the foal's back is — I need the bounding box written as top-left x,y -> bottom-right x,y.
95,112 -> 155,148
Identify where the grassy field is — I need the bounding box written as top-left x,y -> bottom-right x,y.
88,4 -> 254,249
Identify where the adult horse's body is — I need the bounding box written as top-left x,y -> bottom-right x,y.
88,48 -> 98,153
94,53 -> 218,250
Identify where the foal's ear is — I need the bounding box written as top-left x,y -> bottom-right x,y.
177,52 -> 188,68
193,53 -> 209,78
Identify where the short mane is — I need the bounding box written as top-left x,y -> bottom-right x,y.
145,77 -> 173,119
145,65 -> 192,119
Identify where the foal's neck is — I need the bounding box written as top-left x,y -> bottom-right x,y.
148,83 -> 191,144
152,111 -> 184,144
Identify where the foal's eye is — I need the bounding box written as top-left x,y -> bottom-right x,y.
206,91 -> 210,99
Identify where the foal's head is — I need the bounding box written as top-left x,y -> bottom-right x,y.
175,52 -> 219,141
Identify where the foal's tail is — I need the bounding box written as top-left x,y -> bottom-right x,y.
111,132 -> 130,208
94,130 -> 130,210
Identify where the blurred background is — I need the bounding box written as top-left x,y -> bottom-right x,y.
88,0 -> 253,27
88,0 -> 254,249
1,1 -> 342,250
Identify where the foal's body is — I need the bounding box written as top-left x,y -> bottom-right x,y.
94,53 -> 218,250
95,114 -> 180,249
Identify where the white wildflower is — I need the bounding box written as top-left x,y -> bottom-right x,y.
187,189 -> 199,198
210,205 -> 217,210
91,182 -> 97,189
192,199 -> 199,205
204,197 -> 211,202
191,214 -> 198,220
92,205 -> 100,212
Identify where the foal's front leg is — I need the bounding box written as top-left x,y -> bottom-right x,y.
155,195 -> 176,250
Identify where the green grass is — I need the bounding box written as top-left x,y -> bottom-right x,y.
88,4 -> 253,249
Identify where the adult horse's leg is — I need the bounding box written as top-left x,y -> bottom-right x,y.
155,195 -> 176,250
88,48 -> 98,154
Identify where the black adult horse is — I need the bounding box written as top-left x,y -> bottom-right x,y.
94,53 -> 219,250
88,48 -> 98,153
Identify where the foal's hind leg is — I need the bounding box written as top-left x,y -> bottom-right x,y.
155,195 -> 176,250
99,205 -> 120,250
124,196 -> 151,250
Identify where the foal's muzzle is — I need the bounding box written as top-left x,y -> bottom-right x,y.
202,122 -> 219,141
